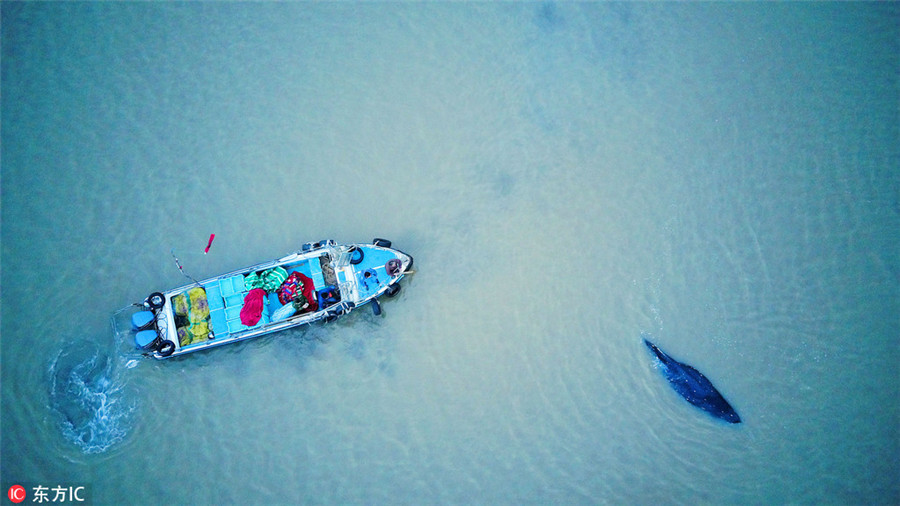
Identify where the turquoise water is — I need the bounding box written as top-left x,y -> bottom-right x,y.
2,3 -> 898,504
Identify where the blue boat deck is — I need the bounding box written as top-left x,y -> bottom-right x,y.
351,246 -> 400,300
185,255 -> 330,347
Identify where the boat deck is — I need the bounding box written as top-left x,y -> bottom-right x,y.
174,254 -> 338,350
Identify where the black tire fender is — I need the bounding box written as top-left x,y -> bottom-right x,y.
373,238 -> 392,248
386,284 -> 401,298
349,246 -> 364,265
147,292 -> 166,310
157,340 -> 176,357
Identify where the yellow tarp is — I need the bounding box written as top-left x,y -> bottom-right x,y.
175,287 -> 211,346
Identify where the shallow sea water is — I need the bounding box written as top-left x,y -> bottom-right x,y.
2,3 -> 898,504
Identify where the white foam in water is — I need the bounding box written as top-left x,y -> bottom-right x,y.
48,344 -> 135,454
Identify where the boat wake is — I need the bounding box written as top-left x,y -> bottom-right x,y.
48,342 -> 135,454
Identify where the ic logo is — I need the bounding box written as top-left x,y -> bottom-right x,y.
7,485 -> 26,503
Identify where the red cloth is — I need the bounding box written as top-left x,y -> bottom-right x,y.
277,272 -> 303,305
300,273 -> 318,313
278,271 -> 318,313
240,288 -> 267,326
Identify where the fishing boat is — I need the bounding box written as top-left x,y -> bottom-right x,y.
116,239 -> 413,360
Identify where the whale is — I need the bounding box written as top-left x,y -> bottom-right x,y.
643,336 -> 741,424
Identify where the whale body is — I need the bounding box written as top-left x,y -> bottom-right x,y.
643,336 -> 741,424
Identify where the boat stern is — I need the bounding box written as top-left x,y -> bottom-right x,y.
110,290 -> 180,360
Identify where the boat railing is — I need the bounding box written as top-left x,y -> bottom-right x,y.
332,246 -> 352,268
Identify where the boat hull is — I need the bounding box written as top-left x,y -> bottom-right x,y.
117,239 -> 412,359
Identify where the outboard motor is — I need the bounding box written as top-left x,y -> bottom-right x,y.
132,308 -> 160,350
131,311 -> 155,331
135,329 -> 160,351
